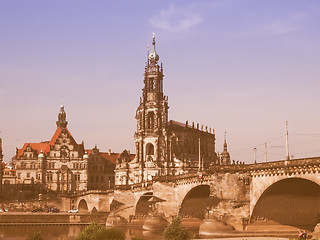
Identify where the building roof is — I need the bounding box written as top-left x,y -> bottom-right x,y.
16,127 -> 79,159
168,120 -> 214,135
86,150 -> 135,165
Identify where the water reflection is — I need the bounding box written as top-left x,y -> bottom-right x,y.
0,225 -> 84,240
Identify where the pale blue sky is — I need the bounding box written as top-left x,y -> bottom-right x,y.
1,0 -> 320,163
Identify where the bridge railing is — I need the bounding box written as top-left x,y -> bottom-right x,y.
114,181 -> 153,191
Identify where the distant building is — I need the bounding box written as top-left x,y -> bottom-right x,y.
12,106 -> 116,193
115,35 -> 225,186
2,162 -> 16,185
0,138 -> 3,191
86,147 -> 131,190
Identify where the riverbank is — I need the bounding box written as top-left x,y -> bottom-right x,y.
0,212 -> 108,225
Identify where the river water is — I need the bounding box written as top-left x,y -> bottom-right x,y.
0,225 -> 297,240
0,225 -> 187,240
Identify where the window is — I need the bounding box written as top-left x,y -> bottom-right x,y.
147,112 -> 155,129
17,173 -> 21,179
146,143 -> 154,155
27,173 -> 30,178
47,173 -> 53,182
149,78 -> 154,91
74,174 -> 80,181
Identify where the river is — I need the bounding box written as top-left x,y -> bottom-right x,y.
0,225 -> 184,240
0,225 -> 297,240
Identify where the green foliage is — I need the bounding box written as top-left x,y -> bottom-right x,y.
164,216 -> 190,240
26,231 -> 43,240
76,222 -> 125,240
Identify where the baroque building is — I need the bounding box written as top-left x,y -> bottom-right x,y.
12,105 -> 116,193
115,35 -> 220,185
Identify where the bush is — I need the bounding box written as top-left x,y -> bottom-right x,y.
164,216 -> 190,240
76,222 -> 125,240
26,231 -> 43,240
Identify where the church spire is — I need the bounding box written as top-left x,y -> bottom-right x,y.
56,105 -> 68,129
223,131 -> 228,151
148,33 -> 159,64
221,132 -> 230,165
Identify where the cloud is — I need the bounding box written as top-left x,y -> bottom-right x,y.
241,12 -> 307,37
150,4 -> 202,33
253,22 -> 298,36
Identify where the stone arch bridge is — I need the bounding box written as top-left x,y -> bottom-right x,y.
67,157 -> 320,231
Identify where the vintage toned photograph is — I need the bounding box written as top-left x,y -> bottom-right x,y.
1,0 -> 320,239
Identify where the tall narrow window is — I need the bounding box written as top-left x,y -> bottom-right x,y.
147,112 -> 155,129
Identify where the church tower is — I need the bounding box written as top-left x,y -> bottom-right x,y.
220,132 -> 231,165
134,34 -> 169,182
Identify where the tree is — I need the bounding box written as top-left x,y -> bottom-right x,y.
26,231 -> 43,240
164,216 -> 190,240
76,222 -> 125,240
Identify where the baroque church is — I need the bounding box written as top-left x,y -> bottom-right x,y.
115,35 -> 230,185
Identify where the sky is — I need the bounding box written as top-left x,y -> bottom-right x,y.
1,0 -> 320,164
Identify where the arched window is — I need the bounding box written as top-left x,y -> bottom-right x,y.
147,112 -> 155,129
146,143 -> 154,155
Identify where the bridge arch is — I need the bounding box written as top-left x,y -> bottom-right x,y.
179,184 -> 218,219
135,192 -> 153,216
250,172 -> 320,215
251,177 -> 320,231
78,199 -> 88,213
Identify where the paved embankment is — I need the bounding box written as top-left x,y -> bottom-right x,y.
0,212 -> 108,225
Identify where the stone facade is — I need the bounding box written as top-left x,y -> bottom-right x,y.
115,35 -> 221,186
86,147 -> 122,190
12,105 -> 88,193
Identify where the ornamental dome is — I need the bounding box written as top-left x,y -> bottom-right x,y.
148,33 -> 159,63
149,51 -> 159,62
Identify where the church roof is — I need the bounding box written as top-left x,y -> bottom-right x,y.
168,120 -> 186,128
